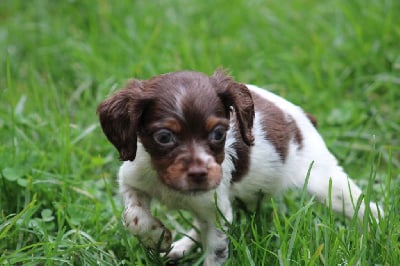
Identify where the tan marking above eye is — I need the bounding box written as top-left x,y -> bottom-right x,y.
148,118 -> 182,133
205,116 -> 229,132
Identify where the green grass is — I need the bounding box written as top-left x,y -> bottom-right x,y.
1,0 -> 399,265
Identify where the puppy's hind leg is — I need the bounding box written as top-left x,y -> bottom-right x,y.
300,162 -> 382,221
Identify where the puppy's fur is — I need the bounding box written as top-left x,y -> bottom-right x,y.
98,70 -> 381,266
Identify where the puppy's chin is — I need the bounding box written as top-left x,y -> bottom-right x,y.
176,186 -> 218,196
163,181 -> 220,195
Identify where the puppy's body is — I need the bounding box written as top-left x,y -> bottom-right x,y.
98,70 -> 381,266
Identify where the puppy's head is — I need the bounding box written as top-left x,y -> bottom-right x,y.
97,70 -> 254,192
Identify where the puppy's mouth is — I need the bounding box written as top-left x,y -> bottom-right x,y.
162,179 -> 221,194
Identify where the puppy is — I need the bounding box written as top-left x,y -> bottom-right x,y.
97,70 -> 381,266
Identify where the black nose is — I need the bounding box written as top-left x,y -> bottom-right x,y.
187,166 -> 208,182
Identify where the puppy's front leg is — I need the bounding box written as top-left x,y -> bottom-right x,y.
120,184 -> 172,251
201,196 -> 233,266
202,224 -> 230,266
168,222 -> 201,260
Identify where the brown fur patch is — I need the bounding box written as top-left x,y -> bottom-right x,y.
229,115 -> 251,182
251,91 -> 303,161
306,113 -> 318,127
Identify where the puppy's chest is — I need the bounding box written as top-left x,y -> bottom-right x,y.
150,186 -> 218,217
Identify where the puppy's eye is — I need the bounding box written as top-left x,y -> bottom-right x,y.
153,129 -> 176,146
209,126 -> 227,143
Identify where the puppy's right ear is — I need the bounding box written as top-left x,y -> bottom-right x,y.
97,80 -> 149,161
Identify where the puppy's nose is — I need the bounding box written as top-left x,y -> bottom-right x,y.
187,165 -> 208,182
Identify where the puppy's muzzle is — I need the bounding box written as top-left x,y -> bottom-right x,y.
162,154 -> 223,193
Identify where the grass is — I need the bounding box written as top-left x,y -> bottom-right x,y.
0,0 -> 399,265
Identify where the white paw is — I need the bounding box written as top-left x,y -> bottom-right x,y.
168,239 -> 194,260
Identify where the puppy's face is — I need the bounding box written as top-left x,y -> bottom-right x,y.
98,70 -> 255,193
139,73 -> 230,192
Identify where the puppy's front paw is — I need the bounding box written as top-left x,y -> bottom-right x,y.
138,221 -> 172,251
123,207 -> 172,251
168,239 -> 193,260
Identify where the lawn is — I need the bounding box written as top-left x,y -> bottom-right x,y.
1,0 -> 399,265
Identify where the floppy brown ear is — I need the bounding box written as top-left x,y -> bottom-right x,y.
97,80 -> 149,161
211,69 -> 255,146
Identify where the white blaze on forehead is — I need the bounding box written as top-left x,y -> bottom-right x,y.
193,143 -> 214,164
173,85 -> 188,116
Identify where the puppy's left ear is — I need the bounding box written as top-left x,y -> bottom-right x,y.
211,69 -> 255,146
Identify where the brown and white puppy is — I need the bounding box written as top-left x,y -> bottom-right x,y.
97,70 -> 382,266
